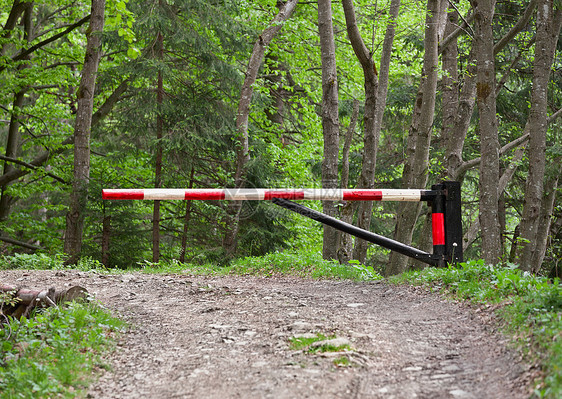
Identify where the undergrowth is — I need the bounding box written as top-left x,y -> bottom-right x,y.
137,251 -> 382,281
0,253 -> 107,272
390,259 -> 561,399
2,251 -> 382,282
0,302 -> 124,398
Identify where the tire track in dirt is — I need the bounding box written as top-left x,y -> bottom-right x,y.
1,270 -> 532,398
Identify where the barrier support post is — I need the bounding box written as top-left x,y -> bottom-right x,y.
443,180 -> 463,263
431,181 -> 463,265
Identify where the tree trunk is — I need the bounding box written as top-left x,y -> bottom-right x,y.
463,144 -> 526,251
387,0 -> 442,276
342,0 -> 401,263
530,172 -> 559,273
472,0 -> 501,265
223,0 -> 298,256
180,166 -> 195,263
101,215 -> 111,266
441,5 -> 461,179
338,98 -> 360,263
0,0 -> 26,56
318,0 -> 340,260
152,30 -> 164,264
64,0 -> 105,264
515,3 -> 562,271
0,90 -> 25,221
0,2 -> 33,222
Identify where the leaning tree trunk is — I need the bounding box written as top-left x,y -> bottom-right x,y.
531,171 -> 560,273
222,0 -> 298,256
64,0 -> 105,264
342,0 -> 401,264
387,0 -> 442,276
337,99 -> 360,264
317,0 -> 340,260
515,3 -> 562,271
0,2 -> 33,222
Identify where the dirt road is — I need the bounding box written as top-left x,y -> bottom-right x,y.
1,270 -> 532,398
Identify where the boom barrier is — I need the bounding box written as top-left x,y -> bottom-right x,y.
102,180 -> 463,267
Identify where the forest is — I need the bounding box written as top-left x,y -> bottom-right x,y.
1,0 -> 561,277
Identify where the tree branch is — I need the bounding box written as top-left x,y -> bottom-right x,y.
494,0 -> 537,55
0,14 -> 91,73
0,154 -> 68,184
439,10 -> 475,53
0,76 -> 129,188
454,107 -> 560,179
550,107 -> 562,122
0,235 -> 43,251
448,0 -> 474,37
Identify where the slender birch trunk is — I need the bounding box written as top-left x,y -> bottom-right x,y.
342,0 -> 401,264
471,0 -> 501,265
338,99 -> 360,263
516,3 -> 562,271
0,2 -> 33,221
317,0 -> 341,260
64,0 -> 105,264
223,0 -> 298,256
387,0 -> 442,276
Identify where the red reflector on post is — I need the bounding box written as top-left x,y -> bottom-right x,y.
432,213 -> 445,246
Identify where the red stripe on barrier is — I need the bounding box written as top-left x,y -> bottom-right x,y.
102,189 -> 144,200
184,190 -> 225,200
343,190 -> 383,201
432,213 -> 445,246
264,190 -> 305,200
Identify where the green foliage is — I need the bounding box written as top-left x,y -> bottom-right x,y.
0,253 -> 65,270
0,253 -> 107,272
391,259 -> 562,398
0,302 -> 124,398
225,251 -> 383,281
134,250 -> 382,282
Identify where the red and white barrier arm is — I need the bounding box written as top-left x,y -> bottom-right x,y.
102,188 -> 436,202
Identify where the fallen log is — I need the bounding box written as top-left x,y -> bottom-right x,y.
0,284 -> 88,319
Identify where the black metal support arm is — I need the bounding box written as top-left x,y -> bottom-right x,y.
272,198 -> 441,266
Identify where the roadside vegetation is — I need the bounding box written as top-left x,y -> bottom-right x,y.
0,298 -> 124,399
1,253 -> 560,397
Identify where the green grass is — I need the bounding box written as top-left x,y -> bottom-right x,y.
332,356 -> 351,367
0,302 -> 124,399
391,259 -> 562,399
288,333 -> 352,353
133,251 -> 382,281
0,253 -> 108,272
2,252 -> 382,282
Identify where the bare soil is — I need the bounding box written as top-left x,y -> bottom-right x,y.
1,270 -> 534,398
